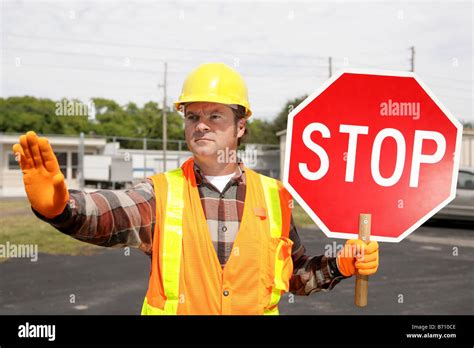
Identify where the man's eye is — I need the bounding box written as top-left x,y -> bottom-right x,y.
186,115 -> 198,121
211,114 -> 222,119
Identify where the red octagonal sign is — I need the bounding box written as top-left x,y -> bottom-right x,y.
284,70 -> 463,242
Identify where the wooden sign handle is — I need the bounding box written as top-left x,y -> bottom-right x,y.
355,213 -> 371,307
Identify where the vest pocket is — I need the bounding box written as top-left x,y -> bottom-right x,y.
270,236 -> 294,292
142,296 -> 167,315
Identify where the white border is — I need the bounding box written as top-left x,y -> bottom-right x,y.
283,68 -> 463,243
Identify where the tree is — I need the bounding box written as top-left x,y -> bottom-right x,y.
245,118 -> 278,144
0,95 -> 310,146
241,95 -> 308,145
271,95 -> 308,135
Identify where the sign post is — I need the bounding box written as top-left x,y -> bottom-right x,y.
284,69 -> 463,307
355,213 -> 371,307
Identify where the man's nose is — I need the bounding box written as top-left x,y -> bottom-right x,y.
195,119 -> 211,132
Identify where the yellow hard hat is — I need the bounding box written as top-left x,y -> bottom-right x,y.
174,62 -> 252,118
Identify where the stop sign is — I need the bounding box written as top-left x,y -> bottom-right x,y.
284,70 -> 462,242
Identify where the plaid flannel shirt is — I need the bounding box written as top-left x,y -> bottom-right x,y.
33,161 -> 346,296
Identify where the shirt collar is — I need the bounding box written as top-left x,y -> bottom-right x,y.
193,159 -> 246,186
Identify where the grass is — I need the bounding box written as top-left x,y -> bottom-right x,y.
0,198 -> 101,262
0,197 -> 315,262
292,202 -> 316,228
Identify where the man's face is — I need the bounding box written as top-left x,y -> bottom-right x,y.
184,102 -> 246,159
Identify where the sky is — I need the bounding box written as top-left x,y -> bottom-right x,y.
1,0 -> 473,124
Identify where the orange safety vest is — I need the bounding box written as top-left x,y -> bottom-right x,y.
141,157 -> 293,315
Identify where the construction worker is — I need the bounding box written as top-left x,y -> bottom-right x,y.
13,62 -> 379,315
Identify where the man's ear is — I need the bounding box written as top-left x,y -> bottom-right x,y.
237,119 -> 247,138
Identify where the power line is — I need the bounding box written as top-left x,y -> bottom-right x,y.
4,49 -> 332,72
1,61 -> 182,75
410,46 -> 415,72
3,46 -> 186,64
4,37 -> 471,116
3,59 -> 331,80
428,83 -> 473,93
6,32 -> 328,61
4,45 -> 336,71
9,34 -> 423,77
436,94 -> 473,100
332,61 -> 406,70
245,73 -> 328,78
421,73 -> 473,84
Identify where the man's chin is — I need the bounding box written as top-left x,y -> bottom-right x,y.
191,145 -> 218,158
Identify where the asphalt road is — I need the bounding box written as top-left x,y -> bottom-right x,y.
1,220 -> 473,315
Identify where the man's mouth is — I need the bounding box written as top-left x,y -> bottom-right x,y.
195,138 -> 214,142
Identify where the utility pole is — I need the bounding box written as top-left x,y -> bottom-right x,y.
159,62 -> 168,172
78,132 -> 84,189
328,56 -> 332,77
409,46 -> 415,72
143,137 -> 147,179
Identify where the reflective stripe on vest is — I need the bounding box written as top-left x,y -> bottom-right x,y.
260,175 -> 283,315
141,168 -> 184,315
142,167 -> 286,315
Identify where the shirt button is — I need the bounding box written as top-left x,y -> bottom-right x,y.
223,290 -> 229,296
222,226 -> 227,232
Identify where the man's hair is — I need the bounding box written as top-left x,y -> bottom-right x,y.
233,105 -> 248,147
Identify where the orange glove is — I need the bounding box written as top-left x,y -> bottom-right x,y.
336,239 -> 379,277
12,131 -> 69,219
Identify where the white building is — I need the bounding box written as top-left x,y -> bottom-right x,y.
0,133 -> 106,197
461,129 -> 474,167
1,130 -> 283,197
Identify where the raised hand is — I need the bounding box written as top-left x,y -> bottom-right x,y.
12,131 -> 69,219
